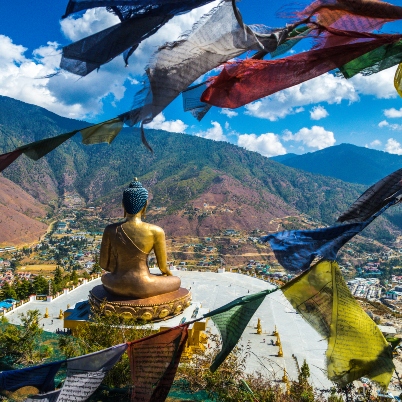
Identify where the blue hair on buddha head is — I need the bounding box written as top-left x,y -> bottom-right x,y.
122,178 -> 148,215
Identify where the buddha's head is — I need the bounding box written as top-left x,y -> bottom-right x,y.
122,178 -> 148,217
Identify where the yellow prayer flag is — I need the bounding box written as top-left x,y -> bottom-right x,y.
282,261 -> 394,388
80,118 -> 124,145
394,63 -> 402,97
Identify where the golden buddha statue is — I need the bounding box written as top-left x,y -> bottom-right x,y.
90,179 -> 191,321
100,179 -> 180,298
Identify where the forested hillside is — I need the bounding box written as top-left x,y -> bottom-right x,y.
0,96 -> 401,241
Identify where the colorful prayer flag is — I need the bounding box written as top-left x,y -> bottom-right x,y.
125,0 -> 290,128
26,389 -> 61,402
337,168 -> 402,223
282,261 -> 394,387
204,289 -> 275,372
182,82 -> 211,121
56,344 -> 127,402
80,118 -> 124,145
0,361 -> 63,393
262,195 -> 400,272
201,30 -> 402,109
60,0 -> 218,75
60,14 -> 171,76
395,63 -> 402,97
0,149 -> 23,173
128,326 -> 188,402
339,40 -> 402,79
18,131 -> 78,161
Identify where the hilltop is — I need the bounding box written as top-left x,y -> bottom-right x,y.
271,143 -> 402,186
0,96 -> 400,244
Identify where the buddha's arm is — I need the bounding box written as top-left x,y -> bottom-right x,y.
99,228 -> 116,272
153,228 -> 172,276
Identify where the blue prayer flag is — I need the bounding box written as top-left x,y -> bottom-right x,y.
261,196 -> 400,271
0,361 -> 63,393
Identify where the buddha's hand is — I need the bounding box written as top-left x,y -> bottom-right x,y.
161,269 -> 173,276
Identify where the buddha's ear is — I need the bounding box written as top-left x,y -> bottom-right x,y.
122,200 -> 127,218
141,201 -> 148,219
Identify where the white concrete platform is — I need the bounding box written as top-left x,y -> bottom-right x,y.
6,271 -> 332,390
6,278 -> 102,333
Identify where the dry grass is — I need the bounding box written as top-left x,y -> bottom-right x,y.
17,264 -> 57,274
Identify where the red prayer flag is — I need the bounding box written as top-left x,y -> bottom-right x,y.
128,326 -> 188,402
296,0 -> 402,49
0,150 -> 23,173
201,31 -> 402,109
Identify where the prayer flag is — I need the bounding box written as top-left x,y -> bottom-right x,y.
63,0 -> 215,19
337,168 -> 402,223
339,40 -> 402,78
0,149 -> 23,173
80,118 -> 124,145
56,343 -> 127,402
61,0 -> 217,75
201,30 -> 402,109
262,196 -> 400,272
204,289 -> 275,372
0,361 -> 63,393
298,0 -> 402,33
282,261 -> 394,387
125,0 -> 290,128
128,326 -> 188,402
182,82 -> 211,121
18,132 -> 78,161
26,390 -> 61,402
60,14 -> 171,76
395,63 -> 402,97
270,26 -> 311,58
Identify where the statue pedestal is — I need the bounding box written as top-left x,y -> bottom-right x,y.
89,285 -> 192,322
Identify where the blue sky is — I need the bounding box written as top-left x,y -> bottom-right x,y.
1,0 -> 402,157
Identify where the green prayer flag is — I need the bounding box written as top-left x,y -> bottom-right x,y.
18,131 -> 78,161
204,289 -> 275,372
339,40 -> 402,79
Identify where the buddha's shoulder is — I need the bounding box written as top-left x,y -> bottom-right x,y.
145,223 -> 165,236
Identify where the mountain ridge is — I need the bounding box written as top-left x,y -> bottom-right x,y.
271,143 -> 402,185
0,96 -> 400,244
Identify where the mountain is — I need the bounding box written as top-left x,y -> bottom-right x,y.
270,153 -> 298,163
0,96 -> 400,244
271,144 -> 402,186
0,177 -> 47,246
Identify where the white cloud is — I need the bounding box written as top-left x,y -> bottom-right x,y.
220,108 -> 238,118
237,133 -> 286,157
195,121 -> 227,141
244,67 -> 398,122
378,120 -> 402,130
350,66 -> 398,99
0,2 -> 221,121
60,9 -> 120,42
0,34 -> 152,119
384,107 -> 402,118
366,139 -> 382,148
310,105 -> 329,120
385,138 -> 402,155
245,73 -> 357,121
144,112 -> 187,133
285,126 -> 335,150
